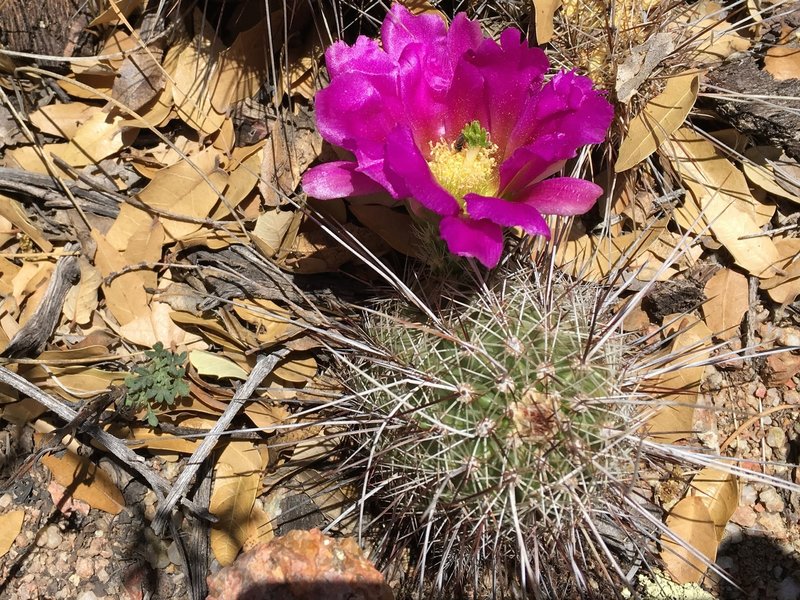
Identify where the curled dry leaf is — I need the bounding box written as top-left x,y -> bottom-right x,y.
701,268 -> 748,341
615,72 -> 699,172
210,441 -> 265,566
135,148 -> 228,241
260,115 -> 323,207
666,127 -> 781,278
688,467 -> 738,542
554,218 -> 671,282
763,25 -> 800,81
661,495 -> 718,585
189,350 -> 249,380
42,450 -> 125,515
615,33 -> 676,104
273,355 -> 317,384
644,316 -> 712,444
29,102 -> 104,139
0,194 -> 53,252
112,44 -> 167,113
743,146 -> 800,203
0,510 -> 24,558
251,209 -> 300,259
531,0 -> 562,45
63,257 -> 102,326
676,1 -> 750,64
761,238 -> 800,304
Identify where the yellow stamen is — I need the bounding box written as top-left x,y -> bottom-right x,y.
427,139 -> 499,210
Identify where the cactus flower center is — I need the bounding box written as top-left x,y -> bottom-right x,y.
427,121 -> 499,211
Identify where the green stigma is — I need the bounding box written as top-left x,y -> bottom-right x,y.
460,120 -> 491,149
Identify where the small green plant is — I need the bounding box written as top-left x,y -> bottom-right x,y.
124,342 -> 189,427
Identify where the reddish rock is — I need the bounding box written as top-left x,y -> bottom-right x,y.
764,352 -> 800,386
206,529 -> 394,600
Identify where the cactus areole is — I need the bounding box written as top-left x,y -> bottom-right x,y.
303,4 -> 613,267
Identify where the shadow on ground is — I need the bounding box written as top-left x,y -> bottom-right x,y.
717,530 -> 800,599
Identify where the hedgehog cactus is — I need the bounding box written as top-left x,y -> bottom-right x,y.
350,266 -> 638,595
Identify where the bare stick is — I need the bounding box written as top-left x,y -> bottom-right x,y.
151,348 -> 290,534
2,242 -> 80,359
0,366 -> 170,498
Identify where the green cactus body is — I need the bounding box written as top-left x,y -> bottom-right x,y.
353,267 -> 633,595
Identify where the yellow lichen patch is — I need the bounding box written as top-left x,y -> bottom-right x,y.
427,139 -> 499,208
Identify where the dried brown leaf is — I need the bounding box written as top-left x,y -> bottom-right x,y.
210,441 -> 264,566
689,467 -> 738,541
349,202 -> 423,259
90,0 -> 145,26
112,45 -> 167,112
615,72 -> 699,172
0,194 -> 53,252
554,219 -> 670,281
531,0 -> 561,45
666,127 -> 781,277
29,103 -> 104,139
42,450 -> 125,515
0,510 -> 24,558
274,355 -> 316,384
701,268 -> 748,340
743,146 -> 800,203
63,257 -> 101,326
92,228 -> 148,326
661,496 -> 718,584
135,148 -> 228,241
208,21 -> 269,114
260,117 -> 322,207
763,26 -> 800,81
645,317 -> 712,443
168,33 -> 226,135
760,238 -> 800,304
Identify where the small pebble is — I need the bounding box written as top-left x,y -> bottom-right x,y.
0,493 -> 12,509
167,540 -> 184,566
43,524 -> 62,550
757,511 -> 788,539
731,505 -> 757,528
786,389 -> 800,405
766,426 -> 787,449
778,327 -> 800,347
760,488 -> 785,512
76,593 -> 98,600
740,484 -> 758,505
75,557 -> 95,579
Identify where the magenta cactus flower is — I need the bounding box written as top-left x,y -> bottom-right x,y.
302,5 -> 613,268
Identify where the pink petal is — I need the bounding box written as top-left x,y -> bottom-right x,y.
498,71 -> 613,193
315,73 -> 403,158
439,216 -> 504,268
396,44 -> 448,150
508,71 -> 613,154
302,162 -> 386,199
517,177 -> 603,216
383,126 -> 460,215
381,4 -> 447,61
447,13 -> 484,60
326,37 -> 396,80
464,194 -> 550,237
